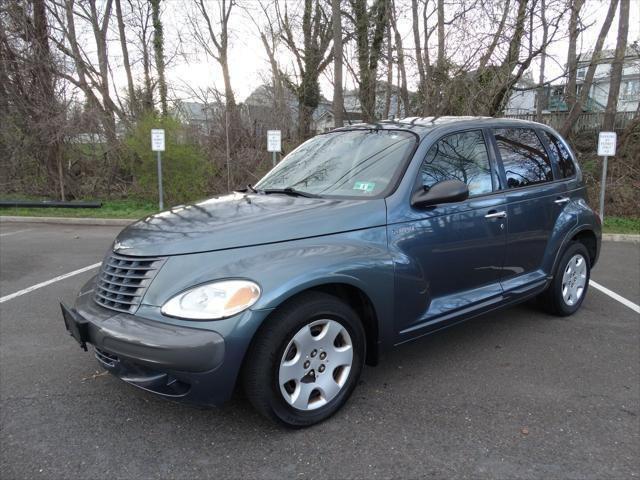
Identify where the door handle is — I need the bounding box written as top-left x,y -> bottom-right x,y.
485,210 -> 507,219
554,196 -> 570,205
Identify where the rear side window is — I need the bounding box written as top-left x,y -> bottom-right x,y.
420,130 -> 493,196
494,128 -> 553,188
540,130 -> 576,178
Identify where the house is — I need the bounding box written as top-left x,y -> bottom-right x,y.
313,110 -> 363,133
504,73 -> 538,114
575,46 -> 640,112
173,101 -> 220,133
504,45 -> 640,114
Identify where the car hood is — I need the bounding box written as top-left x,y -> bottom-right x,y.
113,192 -> 387,256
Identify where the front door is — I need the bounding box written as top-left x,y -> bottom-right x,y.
389,129 -> 507,339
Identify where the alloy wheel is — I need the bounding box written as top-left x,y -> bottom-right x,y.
561,253 -> 588,306
278,319 -> 353,411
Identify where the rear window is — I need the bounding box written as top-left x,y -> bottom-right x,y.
494,128 -> 553,188
540,130 -> 576,178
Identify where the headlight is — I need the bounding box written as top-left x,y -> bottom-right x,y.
161,280 -> 261,320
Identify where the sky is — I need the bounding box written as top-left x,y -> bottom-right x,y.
108,0 -> 640,105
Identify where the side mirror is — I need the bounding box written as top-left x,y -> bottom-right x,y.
411,179 -> 469,208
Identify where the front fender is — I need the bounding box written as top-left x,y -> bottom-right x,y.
143,227 -> 395,349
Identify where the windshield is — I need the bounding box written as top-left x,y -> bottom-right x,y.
255,130 -> 417,198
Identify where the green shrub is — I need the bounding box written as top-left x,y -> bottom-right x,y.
124,114 -> 215,206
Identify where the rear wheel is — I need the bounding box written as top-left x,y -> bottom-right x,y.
539,242 -> 591,316
242,292 -> 365,428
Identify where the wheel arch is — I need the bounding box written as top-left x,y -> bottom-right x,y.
253,281 -> 381,367
550,225 -> 601,277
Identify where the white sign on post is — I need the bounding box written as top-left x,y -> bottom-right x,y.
597,131 -> 616,156
267,130 -> 281,152
151,129 -> 165,152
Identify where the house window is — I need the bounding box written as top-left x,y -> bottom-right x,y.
577,67 -> 587,79
622,79 -> 640,100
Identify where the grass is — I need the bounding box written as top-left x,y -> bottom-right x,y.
0,199 -> 157,219
602,216 -> 640,235
1,198 -> 639,235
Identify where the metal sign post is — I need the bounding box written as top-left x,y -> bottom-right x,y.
151,129 -> 166,210
267,130 -> 282,166
597,132 -> 616,222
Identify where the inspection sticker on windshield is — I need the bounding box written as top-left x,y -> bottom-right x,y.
353,181 -> 376,193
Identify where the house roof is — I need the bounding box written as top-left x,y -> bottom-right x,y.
577,46 -> 640,64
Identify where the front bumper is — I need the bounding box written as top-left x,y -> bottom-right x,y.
63,277 -> 271,406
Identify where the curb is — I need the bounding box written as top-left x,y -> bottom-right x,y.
602,233 -> 640,244
0,216 -> 133,226
2,216 -> 639,242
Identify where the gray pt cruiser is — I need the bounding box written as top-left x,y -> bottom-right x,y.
61,117 -> 601,427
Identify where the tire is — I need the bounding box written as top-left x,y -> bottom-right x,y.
539,242 -> 591,316
242,291 -> 365,428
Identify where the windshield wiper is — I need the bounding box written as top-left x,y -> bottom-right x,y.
261,187 -> 321,198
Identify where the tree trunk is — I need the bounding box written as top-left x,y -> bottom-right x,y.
436,0 -> 445,67
565,0 -> 585,114
391,0 -> 409,115
560,0 -> 619,136
422,2 -> 433,114
259,31 -> 287,132
115,0 -> 136,117
383,21 -> 392,119
141,40 -> 154,113
353,0 -> 387,122
603,0 -> 629,131
411,0 -> 425,98
332,0 -> 344,128
33,0 -> 65,200
535,0 -> 548,122
151,0 -> 167,117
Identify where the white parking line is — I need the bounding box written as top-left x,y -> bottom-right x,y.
0,228 -> 32,238
0,262 -> 101,304
590,280 -> 640,314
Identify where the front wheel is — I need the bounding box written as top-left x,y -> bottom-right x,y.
242,292 -> 365,428
539,242 -> 591,316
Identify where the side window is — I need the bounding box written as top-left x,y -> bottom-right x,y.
540,130 -> 576,178
420,130 -> 493,196
494,128 -> 553,188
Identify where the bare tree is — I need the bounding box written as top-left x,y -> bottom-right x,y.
390,0 -> 409,115
560,0 -> 619,136
151,0 -> 167,116
127,0 -> 154,113
47,0 -> 122,144
603,0 -> 629,131
564,0 -> 585,114
535,0 -> 548,122
115,0 -> 136,117
250,3 -> 289,135
383,20 -> 393,118
348,0 -> 387,122
332,0 -> 344,127
276,0 -> 334,138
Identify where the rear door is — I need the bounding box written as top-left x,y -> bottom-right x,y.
490,127 -> 565,293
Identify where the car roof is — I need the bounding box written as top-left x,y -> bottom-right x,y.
332,116 -> 555,139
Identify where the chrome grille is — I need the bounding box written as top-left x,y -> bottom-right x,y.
94,252 -> 165,314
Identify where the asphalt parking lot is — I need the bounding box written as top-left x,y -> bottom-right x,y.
1,222 -> 638,479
